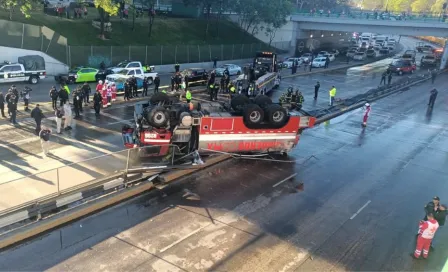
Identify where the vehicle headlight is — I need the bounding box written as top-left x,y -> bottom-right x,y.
74,75 -> 78,78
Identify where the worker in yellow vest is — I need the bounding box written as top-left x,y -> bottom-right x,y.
229,83 -> 236,99
185,89 -> 192,103
162,90 -> 167,93
329,86 -> 336,106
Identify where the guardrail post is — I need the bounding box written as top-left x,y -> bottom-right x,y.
57,168 -> 60,195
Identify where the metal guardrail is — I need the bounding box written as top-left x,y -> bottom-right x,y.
0,144 -> 194,217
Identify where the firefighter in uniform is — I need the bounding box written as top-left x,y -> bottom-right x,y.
185,89 -> 192,103
297,91 -> 304,110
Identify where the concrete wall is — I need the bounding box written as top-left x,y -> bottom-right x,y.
228,15 -> 293,50
0,46 -> 68,76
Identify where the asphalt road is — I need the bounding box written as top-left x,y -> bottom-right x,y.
1,71 -> 446,271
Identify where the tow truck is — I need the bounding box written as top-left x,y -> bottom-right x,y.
122,92 -> 316,166
234,51 -> 281,96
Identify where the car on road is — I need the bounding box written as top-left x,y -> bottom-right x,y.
95,69 -> 115,82
323,54 -> 335,62
387,44 -> 395,51
379,47 -> 390,54
106,68 -> 158,84
420,54 -> 438,67
402,50 -> 416,61
317,51 -> 329,57
215,64 -> 242,76
353,52 -> 367,61
281,58 -> 302,69
416,42 -> 434,53
64,67 -> 99,84
346,49 -> 358,58
329,49 -> 340,56
181,68 -> 209,84
300,53 -> 313,62
373,45 -> 381,51
388,38 -> 397,44
388,59 -> 416,75
311,57 -> 327,68
358,47 -> 367,53
366,49 -> 377,58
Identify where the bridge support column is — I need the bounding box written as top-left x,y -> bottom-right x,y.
291,22 -> 310,55
440,40 -> 448,70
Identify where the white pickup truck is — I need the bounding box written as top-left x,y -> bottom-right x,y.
106,68 -> 158,84
0,63 -> 46,84
109,61 -> 155,74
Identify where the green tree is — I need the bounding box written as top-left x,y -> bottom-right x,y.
411,0 -> 435,12
94,0 -> 119,39
263,0 -> 293,46
388,0 -> 413,12
0,0 -> 39,20
183,0 -> 219,40
431,0 -> 446,13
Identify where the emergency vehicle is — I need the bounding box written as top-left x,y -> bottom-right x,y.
234,51 -> 280,96
122,92 -> 316,161
0,62 -> 46,84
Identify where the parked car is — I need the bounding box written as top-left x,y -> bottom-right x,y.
317,51 -> 329,57
379,47 -> 390,54
358,47 -> 367,53
420,54 -> 437,67
281,58 -> 302,69
366,49 -> 376,58
323,54 -> 335,62
311,57 -> 327,68
388,60 -> 416,75
300,53 -> 313,62
330,49 -> 340,56
181,68 -> 209,84
416,42 -> 434,53
353,52 -> 367,61
95,69 -> 115,82
215,64 -> 242,76
388,38 -> 397,44
55,66 -> 98,84
346,49 -> 358,58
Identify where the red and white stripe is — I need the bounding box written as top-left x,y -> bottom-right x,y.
199,133 -> 296,141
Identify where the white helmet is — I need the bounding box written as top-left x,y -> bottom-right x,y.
105,80 -> 109,84
99,80 -> 103,85
365,103 -> 370,107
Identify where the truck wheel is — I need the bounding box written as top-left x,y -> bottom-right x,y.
254,95 -> 272,109
147,77 -> 154,85
29,76 -> 39,84
266,104 -> 287,126
150,92 -> 170,104
147,106 -> 168,128
231,94 -> 250,113
243,104 -> 264,125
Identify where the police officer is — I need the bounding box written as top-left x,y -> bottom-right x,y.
314,81 -> 320,99
131,76 -> 138,97
59,85 -> 69,107
431,69 -> 437,84
380,71 -> 387,85
224,67 -> 229,77
30,104 -> 44,135
428,88 -> 438,108
142,77 -> 149,96
93,89 -> 102,117
174,63 -> 180,73
185,89 -> 192,103
73,88 -> 82,118
124,80 -> 131,101
175,73 -> 182,91
49,86 -> 58,110
209,81 -> 215,101
82,82 -> 91,105
184,74 -> 189,89
387,71 -> 393,85
9,92 -> 17,125
21,86 -> 31,112
0,91 -> 5,118
170,75 -> 175,92
5,89 -> 12,116
154,75 -> 160,93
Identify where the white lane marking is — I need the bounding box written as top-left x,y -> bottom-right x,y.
350,200 -> 372,220
272,173 -> 297,188
159,225 -> 206,253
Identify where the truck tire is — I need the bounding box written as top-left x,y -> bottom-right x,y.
231,94 -> 250,112
243,104 -> 264,125
147,106 -> 169,128
150,92 -> 170,104
29,75 -> 39,84
147,77 -> 154,85
266,104 -> 287,126
254,95 -> 272,109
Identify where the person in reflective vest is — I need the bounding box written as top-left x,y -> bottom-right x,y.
209,83 -> 216,101
162,90 -> 167,93
185,89 -> 192,103
209,82 -> 214,95
329,86 -> 336,106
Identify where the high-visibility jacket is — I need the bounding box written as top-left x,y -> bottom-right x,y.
162,90 -> 167,93
329,87 -> 336,97
64,85 -> 70,95
230,86 -> 236,93
209,84 -> 214,89
186,90 -> 192,100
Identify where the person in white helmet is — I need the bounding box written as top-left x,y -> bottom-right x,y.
362,103 -> 371,127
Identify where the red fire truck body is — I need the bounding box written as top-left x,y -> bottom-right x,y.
123,98 -> 316,157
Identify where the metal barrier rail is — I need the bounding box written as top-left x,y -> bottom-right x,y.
292,11 -> 447,22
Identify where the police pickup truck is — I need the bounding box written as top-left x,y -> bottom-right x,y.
106,68 -> 158,84
0,63 -> 46,84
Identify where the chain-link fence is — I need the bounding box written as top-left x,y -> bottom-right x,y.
0,19 -> 289,69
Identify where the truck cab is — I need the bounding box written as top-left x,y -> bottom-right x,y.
0,63 -> 46,84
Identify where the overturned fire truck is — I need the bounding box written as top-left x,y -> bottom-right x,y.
122,92 -> 316,159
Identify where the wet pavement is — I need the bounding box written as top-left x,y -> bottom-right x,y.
1,64 -> 447,270
0,36 -> 433,211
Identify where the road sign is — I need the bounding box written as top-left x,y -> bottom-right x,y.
298,41 -> 305,52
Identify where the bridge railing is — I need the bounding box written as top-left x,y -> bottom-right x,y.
292,10 -> 447,23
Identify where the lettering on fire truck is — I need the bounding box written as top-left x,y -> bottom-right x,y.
207,141 -> 282,151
